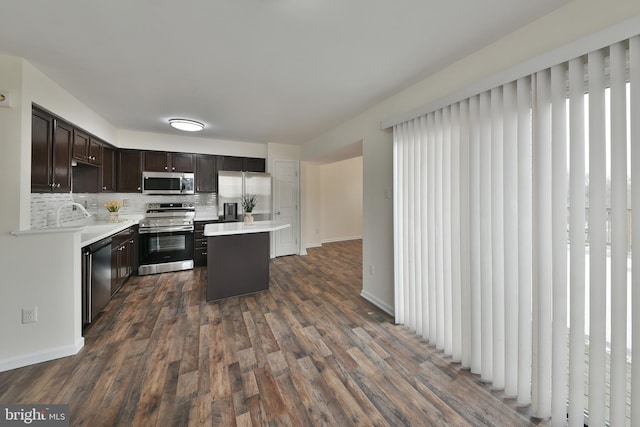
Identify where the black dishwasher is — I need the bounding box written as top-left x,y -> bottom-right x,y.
82,237 -> 112,327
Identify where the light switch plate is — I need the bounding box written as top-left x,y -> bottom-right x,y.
0,90 -> 11,107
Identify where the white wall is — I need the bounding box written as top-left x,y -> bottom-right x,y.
301,162 -> 322,251
300,157 -> 363,250
267,143 -> 301,167
320,157 -> 363,243
118,129 -> 266,158
301,0 -> 640,315
0,57 -> 104,371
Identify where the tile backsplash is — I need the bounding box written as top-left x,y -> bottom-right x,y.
31,192 -> 217,228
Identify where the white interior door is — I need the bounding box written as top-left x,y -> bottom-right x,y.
273,160 -> 299,257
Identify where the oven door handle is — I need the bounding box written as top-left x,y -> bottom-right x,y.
139,225 -> 194,234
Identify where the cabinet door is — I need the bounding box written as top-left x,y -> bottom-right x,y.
220,156 -> 244,172
245,157 -> 266,172
31,108 -> 53,192
128,230 -> 137,276
72,129 -> 90,162
111,245 -> 120,295
119,242 -> 129,287
112,243 -> 127,295
117,149 -> 142,192
89,137 -> 102,165
170,152 -> 194,172
52,119 -> 73,192
143,151 -> 170,171
195,154 -> 217,192
101,145 -> 116,192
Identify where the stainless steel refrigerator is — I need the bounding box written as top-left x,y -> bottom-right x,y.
217,171 -> 272,221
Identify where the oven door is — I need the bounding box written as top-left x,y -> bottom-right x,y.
138,228 -> 194,274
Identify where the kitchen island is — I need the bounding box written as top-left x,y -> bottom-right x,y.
204,221 -> 290,301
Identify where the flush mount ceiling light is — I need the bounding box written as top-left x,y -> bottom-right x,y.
169,118 -> 205,132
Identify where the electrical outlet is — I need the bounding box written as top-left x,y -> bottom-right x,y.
122,198 -> 130,207
22,307 -> 38,324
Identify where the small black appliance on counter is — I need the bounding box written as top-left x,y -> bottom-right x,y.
223,203 -> 238,221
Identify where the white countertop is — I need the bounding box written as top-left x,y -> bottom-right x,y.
194,211 -> 220,222
204,221 -> 290,237
12,216 -> 142,247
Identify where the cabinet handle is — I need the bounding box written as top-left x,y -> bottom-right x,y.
172,167 -> 175,171
56,183 -> 61,188
102,186 -> 107,190
137,187 -> 141,191
201,251 -> 207,255
202,241 -> 207,245
164,166 -> 168,170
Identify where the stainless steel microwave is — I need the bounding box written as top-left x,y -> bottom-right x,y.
142,171 -> 195,195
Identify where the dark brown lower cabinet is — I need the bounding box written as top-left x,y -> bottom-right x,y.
111,227 -> 136,295
194,220 -> 217,266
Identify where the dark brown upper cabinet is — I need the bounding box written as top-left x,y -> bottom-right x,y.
245,157 -> 266,172
143,151 -> 194,173
72,130 -> 102,165
218,156 -> 266,173
117,149 -> 143,192
195,154 -> 218,193
31,107 -> 72,193
101,145 -> 116,192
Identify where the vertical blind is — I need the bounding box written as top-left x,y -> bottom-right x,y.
393,34 -> 640,426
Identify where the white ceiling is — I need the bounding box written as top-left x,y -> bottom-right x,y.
0,0 -> 565,145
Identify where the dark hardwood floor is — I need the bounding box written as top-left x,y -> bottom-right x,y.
0,240 -> 541,426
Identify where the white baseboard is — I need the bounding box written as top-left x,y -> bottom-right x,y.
321,235 -> 362,244
303,236 -> 362,253
0,338 -> 84,373
300,242 -> 321,255
360,289 -> 395,317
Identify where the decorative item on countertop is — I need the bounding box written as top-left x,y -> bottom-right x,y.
241,194 -> 257,224
104,200 -> 122,223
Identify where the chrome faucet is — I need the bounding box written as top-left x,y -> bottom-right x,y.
56,202 -> 92,227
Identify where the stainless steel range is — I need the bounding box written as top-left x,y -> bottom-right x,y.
138,202 -> 195,275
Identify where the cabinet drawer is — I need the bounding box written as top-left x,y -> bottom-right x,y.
111,227 -> 134,247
